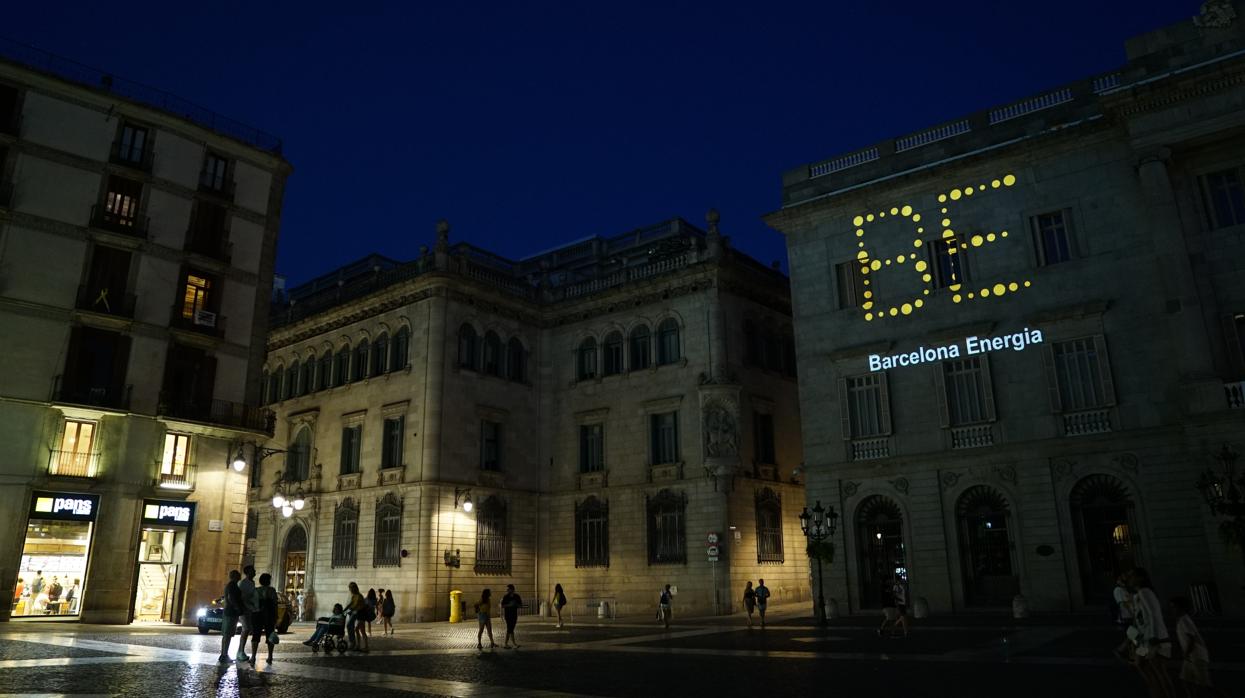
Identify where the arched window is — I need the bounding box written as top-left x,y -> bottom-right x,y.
391,326 -> 410,371
575,496 -> 609,568
332,497 -> 359,568
371,333 -> 389,377
285,360 -> 299,399
261,370 -> 270,404
374,493 -> 402,568
300,359 -> 315,395
269,368 -> 282,404
755,488 -> 784,563
286,426 -> 312,482
629,325 -> 651,370
855,495 -> 905,608
646,489 -> 686,564
474,496 -> 509,573
458,324 -> 478,370
1070,474 -> 1138,602
506,338 -> 526,383
318,351 -> 333,391
482,331 -> 502,377
603,331 -> 624,376
657,318 -> 681,365
335,345 -> 351,384
577,337 -> 597,381
353,339 -> 369,381
743,320 -> 760,366
956,485 -> 1017,606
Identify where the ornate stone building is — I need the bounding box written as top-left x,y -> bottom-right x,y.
252,214 -> 808,621
0,40 -> 289,624
767,4 -> 1245,616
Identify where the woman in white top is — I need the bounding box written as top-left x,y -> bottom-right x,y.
1127,568 -> 1175,698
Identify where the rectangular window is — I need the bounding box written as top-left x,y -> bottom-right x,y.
753,413 -> 776,464
160,433 -> 191,476
603,336 -> 624,375
116,124 -> 148,165
647,493 -> 686,564
381,416 -> 404,469
181,274 -> 211,319
480,420 -> 501,471
930,236 -> 967,288
846,374 -> 887,437
1202,168 -> 1245,229
650,412 -> 679,464
188,202 -> 228,253
340,425 -> 361,475
575,499 -> 609,568
943,358 -> 991,425
52,420 -> 97,477
104,175 -> 142,225
579,424 -> 604,473
1051,337 -> 1112,411
836,261 -> 864,309
201,153 -> 229,192
1031,210 -> 1073,266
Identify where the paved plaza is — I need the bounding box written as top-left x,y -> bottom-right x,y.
0,607 -> 1241,697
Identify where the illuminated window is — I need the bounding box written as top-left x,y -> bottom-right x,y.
942,357 -> 994,425
577,337 -> 597,381
53,420 -> 97,477
160,433 -> 191,476
104,175 -> 141,225
340,425 -> 361,475
755,488 -> 784,563
836,261 -> 866,308
1202,168 -> 1245,229
480,420 -> 502,471
930,236 -> 968,288
180,274 -> 210,319
575,496 -> 609,568
1031,211 -> 1073,266
474,496 -> 509,573
579,424 -> 604,473
1048,337 -> 1114,412
843,374 -> 890,438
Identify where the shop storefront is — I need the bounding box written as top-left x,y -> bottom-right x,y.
130,499 -> 195,624
11,491 -> 99,620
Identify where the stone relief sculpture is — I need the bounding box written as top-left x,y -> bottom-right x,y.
703,402 -> 739,457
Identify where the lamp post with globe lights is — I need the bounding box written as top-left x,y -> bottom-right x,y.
232,443 -> 305,518
799,500 -> 838,626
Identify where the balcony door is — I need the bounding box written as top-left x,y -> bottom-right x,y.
161,344 -> 217,419
82,245 -> 132,315
61,327 -> 131,407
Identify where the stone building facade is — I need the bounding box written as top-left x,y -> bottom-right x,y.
252,214 -> 808,622
0,41 -> 289,624
767,5 -> 1245,617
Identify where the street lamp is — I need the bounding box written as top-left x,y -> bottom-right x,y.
233,443 -> 306,518
799,500 -> 838,627
1197,444 -> 1245,579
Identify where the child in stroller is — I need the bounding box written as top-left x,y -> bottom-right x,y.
303,604 -> 349,653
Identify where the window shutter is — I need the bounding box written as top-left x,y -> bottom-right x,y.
1223,314 -> 1245,378
879,372 -> 893,435
933,363 -> 950,428
1041,344 -> 1062,412
1093,334 -> 1116,406
980,354 -> 997,422
838,378 -> 852,440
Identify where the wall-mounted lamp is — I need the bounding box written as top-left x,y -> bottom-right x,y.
454,487 -> 473,512
231,442 -> 288,473
444,548 -> 461,568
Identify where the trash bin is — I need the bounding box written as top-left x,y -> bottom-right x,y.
449,590 -> 463,623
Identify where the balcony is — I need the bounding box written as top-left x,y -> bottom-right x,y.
185,233 -> 233,264
90,204 -> 148,239
156,463 -> 197,491
1226,380 -> 1245,409
51,375 -> 131,410
850,437 -> 891,461
76,285 -> 136,318
48,449 -> 99,478
169,304 -> 226,338
951,424 -> 995,449
109,142 -> 153,172
1062,408 -> 1112,436
158,394 -> 274,434
197,171 -> 236,201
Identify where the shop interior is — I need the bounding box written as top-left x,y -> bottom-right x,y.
11,519 -> 91,618
132,527 -> 187,623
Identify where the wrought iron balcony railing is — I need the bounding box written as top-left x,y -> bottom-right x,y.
75,284 -> 136,318
48,449 -> 99,477
90,203 -> 148,239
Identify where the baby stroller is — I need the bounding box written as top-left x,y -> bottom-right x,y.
307,616 -> 349,654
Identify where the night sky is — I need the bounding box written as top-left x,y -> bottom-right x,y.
10,1 -> 1195,286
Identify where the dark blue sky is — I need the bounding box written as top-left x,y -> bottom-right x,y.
13,1 -> 1195,285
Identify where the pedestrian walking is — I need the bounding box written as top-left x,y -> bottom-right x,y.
365,588 -> 378,636
218,570 -> 244,662
234,565 -> 259,662
878,578 -> 910,638
1112,572 -> 1136,662
381,589 -> 396,635
249,573 -> 279,664
658,584 -> 673,629
755,579 -> 771,628
742,581 -> 756,627
345,582 -> 368,652
1170,596 -> 1225,697
501,584 -> 523,648
476,589 -> 496,650
1128,568 -> 1174,698
551,583 -> 567,628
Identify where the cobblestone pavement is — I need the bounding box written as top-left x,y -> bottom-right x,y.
1,609 -> 1242,697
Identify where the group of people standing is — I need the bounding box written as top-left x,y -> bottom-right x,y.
302,582 -> 397,652
11,571 -> 80,616
217,566 -> 280,664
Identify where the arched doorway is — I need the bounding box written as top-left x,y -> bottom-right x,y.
1070,474 -> 1138,603
856,495 -> 905,608
281,524 -> 307,601
956,486 -> 1018,606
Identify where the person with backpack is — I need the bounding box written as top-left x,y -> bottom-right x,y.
501,584 -> 523,649
755,579 -> 771,629
381,589 -> 396,635
249,573 -> 279,664
658,584 -> 673,629
551,584 -> 568,628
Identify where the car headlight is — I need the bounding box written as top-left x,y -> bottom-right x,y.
196,608 -> 207,618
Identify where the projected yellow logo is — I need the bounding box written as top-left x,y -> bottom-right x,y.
853,173 -> 1033,321
35,497 -> 54,513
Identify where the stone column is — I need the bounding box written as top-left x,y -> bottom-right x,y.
420,292 -> 447,483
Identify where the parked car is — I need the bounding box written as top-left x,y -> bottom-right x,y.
195,592 -> 292,634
